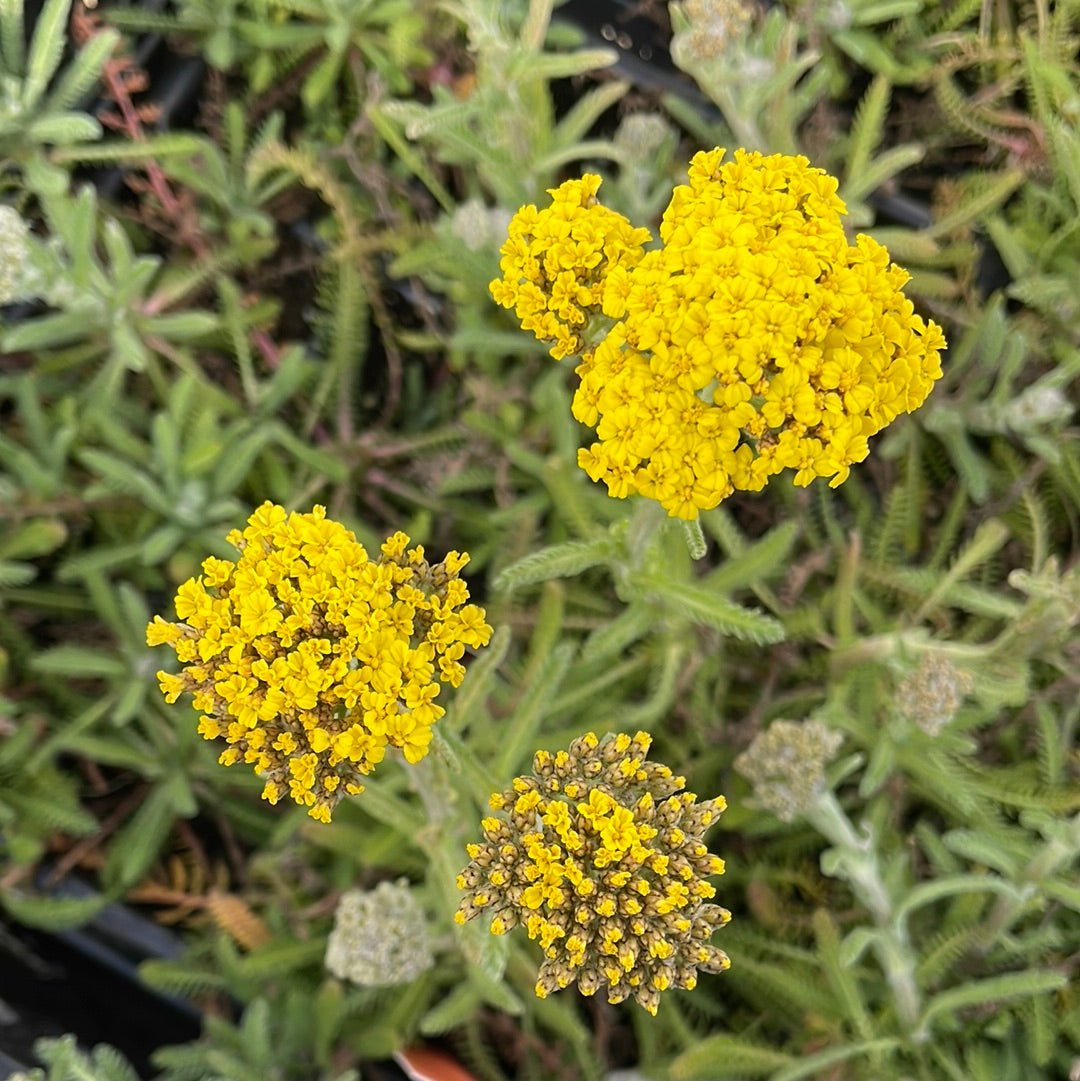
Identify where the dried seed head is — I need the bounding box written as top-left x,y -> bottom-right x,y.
671,0 -> 755,64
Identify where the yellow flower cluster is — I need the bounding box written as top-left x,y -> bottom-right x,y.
489,174 -> 651,360
147,503 -> 492,823
456,731 -> 730,1015
491,148 -> 947,519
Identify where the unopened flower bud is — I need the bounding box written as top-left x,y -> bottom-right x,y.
735,719 -> 843,822
325,880 -> 434,987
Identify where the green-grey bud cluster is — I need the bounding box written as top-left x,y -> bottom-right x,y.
735,719 -> 843,822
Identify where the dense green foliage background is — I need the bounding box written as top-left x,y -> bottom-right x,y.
1,1 -> 1078,1079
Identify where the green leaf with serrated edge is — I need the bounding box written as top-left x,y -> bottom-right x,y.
419,981 -> 483,1036
22,0 -> 71,108
669,1034 -> 793,1079
0,721 -> 38,772
27,112 -> 102,144
495,639 -> 573,779
581,601 -> 654,663
465,955 -> 523,1015
312,980 -> 346,1068
843,144 -> 925,205
926,170 -> 1026,239
30,644 -> 128,679
1,889 -> 106,930
631,574 -> 785,643
941,830 -> 1024,877
103,777 -> 188,890
917,971 -> 1067,1038
0,0 -> 26,73
771,1039 -> 904,1081
845,74 -> 890,186
42,26 -> 116,112
0,517 -> 66,560
493,537 -> 616,592
2,310 -> 103,351
141,311 -> 220,340
50,132 -> 209,163
231,938 -> 327,979
703,518 -> 798,592
0,560 -> 35,587
895,874 -> 1023,923
269,425 -> 349,483
812,908 -> 873,1040
1041,880 -> 1080,913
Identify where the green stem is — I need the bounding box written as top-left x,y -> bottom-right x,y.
976,813 -> 1079,950
808,792 -> 921,1033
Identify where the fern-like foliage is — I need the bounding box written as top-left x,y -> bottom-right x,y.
0,0 -> 116,159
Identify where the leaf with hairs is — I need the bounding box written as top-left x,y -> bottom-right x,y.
670,1034 -> 792,1079
22,0 -> 71,107
917,970 -> 1067,1037
631,575 -> 785,643
494,537 -> 616,592
0,889 -> 107,929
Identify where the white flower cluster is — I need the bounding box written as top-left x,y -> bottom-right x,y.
325,879 -> 434,987
0,205 -> 33,306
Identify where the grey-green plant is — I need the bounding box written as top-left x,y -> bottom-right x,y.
1,0 -> 1079,1078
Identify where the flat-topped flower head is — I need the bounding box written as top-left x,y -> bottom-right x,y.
489,176 -> 651,360
455,731 -> 730,1015
734,718 -> 844,822
896,653 -> 974,737
490,149 -> 946,519
576,148 -> 946,517
148,503 -> 492,823
325,879 -> 434,987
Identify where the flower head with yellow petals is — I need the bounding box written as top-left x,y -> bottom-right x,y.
455,731 -> 730,1014
148,503 -> 492,823
492,148 -> 946,518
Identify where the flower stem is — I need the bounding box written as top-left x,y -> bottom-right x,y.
808,792 -> 921,1033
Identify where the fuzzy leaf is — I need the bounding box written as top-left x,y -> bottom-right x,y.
669,1034 -> 792,1079
230,938 -> 326,979
22,0 -> 72,108
631,575 -> 786,643
918,970 -> 1068,1037
27,112 -> 102,144
771,1039 -> 903,1081
43,26 -> 118,111
0,889 -> 106,929
419,981 -> 483,1036
30,644 -> 128,679
494,536 -> 616,592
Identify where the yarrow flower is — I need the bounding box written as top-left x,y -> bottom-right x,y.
325,879 -> 434,987
147,502 -> 492,823
490,148 -> 947,519
734,718 -> 844,822
489,175 -> 652,361
455,731 -> 730,1015
896,653 -> 973,737
0,204 -> 33,305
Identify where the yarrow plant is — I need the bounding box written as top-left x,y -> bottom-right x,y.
455,731 -> 730,1015
325,879 -> 434,987
490,148 -> 947,518
147,502 -> 492,823
733,718 -> 843,822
